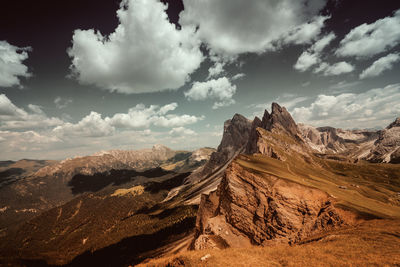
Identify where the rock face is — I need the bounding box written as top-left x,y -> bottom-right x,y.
246,103 -> 308,161
185,114 -> 252,184
366,117 -> 400,163
261,103 -> 299,136
193,161 -> 346,249
298,124 -> 378,159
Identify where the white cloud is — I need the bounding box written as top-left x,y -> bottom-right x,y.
53,102 -> 204,137
0,94 -> 25,116
0,94 -> 63,130
0,130 -> 60,153
185,77 -> 236,109
169,127 -> 197,137
54,97 -> 73,109
336,10 -> 400,58
282,15 -> 330,46
294,32 -> 336,72
68,0 -> 203,94
180,0 -> 328,57
0,41 -> 31,88
360,53 -> 400,79
294,51 -> 321,72
53,112 -> 115,137
292,83 -> 400,128
311,32 -> 336,53
313,61 -> 354,76
232,73 -> 245,81
207,61 -> 225,79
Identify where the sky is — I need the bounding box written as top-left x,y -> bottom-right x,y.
0,0 -> 400,160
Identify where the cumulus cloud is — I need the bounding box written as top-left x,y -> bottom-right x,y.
0,41 -> 31,88
294,32 -> 336,72
185,77 -> 237,109
180,0 -> 328,57
292,83 -> 400,128
281,15 -> 330,46
207,61 -> 225,79
294,32 -> 354,76
360,53 -> 400,79
54,97 -> 73,109
53,102 -> 204,137
53,112 -> 115,137
313,61 -> 354,76
0,94 -> 63,130
68,0 -> 203,94
336,10 -> 400,58
294,52 -> 321,72
169,127 -> 197,137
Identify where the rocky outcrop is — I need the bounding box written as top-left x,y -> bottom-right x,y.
261,103 -> 299,136
366,118 -> 400,163
193,161 -> 347,249
246,103 -> 309,161
185,114 -> 252,184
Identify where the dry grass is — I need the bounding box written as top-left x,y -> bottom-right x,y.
236,153 -> 400,219
139,219 -> 400,267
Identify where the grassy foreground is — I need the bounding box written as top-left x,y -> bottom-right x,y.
139,219 -> 400,267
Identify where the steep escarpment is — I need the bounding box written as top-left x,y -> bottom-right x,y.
168,114 -> 252,204
187,114 -> 252,184
246,103 -> 310,162
366,117 -> 400,163
193,160 -> 348,249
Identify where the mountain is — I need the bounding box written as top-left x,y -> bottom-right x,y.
299,117 -> 400,164
0,145 -> 213,230
163,114 -> 252,205
142,103 -> 400,266
1,103 -> 399,266
0,145 -> 215,266
366,117 -> 400,163
192,103 -> 400,249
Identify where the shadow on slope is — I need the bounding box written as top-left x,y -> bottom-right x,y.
68,167 -> 173,195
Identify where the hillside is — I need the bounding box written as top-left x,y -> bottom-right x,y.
145,103 -> 400,266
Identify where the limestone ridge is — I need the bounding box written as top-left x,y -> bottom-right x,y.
246,102 -> 306,159
193,160 -> 346,249
261,103 -> 299,136
367,117 -> 400,163
185,113 -> 252,184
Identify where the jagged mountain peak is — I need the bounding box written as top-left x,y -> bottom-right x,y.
261,102 -> 298,136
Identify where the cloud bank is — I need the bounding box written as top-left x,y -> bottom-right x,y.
292,83 -> 400,128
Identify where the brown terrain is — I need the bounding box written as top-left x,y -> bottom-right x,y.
1,103 -> 400,266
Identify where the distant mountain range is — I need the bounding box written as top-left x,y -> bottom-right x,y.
0,103 -> 399,266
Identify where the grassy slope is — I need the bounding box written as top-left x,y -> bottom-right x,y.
237,154 -> 400,219
140,219 -> 400,267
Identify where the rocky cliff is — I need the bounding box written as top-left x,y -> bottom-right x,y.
193,160 -> 348,249
366,117 -> 400,163
186,114 -> 252,184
